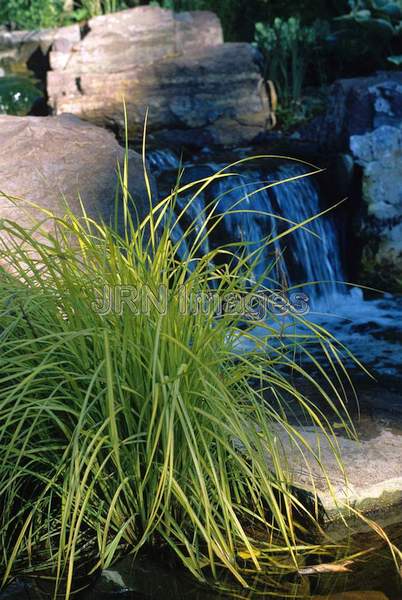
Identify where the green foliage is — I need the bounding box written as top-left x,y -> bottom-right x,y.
257,0 -> 348,23
150,0 -> 243,39
0,146 -> 358,595
0,0 -> 346,35
212,0 -> 345,41
0,0 -> 64,29
151,0 -> 341,41
79,0 -> 128,18
333,0 -> 402,68
276,92 -> 328,132
254,18 -> 328,111
0,0 -> 130,28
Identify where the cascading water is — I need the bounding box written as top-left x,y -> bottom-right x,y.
149,150 -> 210,262
208,170 -> 287,286
148,149 -> 182,174
149,148 -> 346,310
270,164 -> 345,303
148,147 -> 402,378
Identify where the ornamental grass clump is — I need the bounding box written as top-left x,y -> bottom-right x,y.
0,145 -> 358,598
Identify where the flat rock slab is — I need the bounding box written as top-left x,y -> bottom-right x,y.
279,421 -> 402,517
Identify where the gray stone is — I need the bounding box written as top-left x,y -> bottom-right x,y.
301,71 -> 402,150
0,25 -> 79,70
350,125 -> 402,291
0,114 -> 152,255
300,72 -> 402,291
276,422 -> 402,518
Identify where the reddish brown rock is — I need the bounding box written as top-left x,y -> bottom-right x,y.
0,114 -> 151,244
46,7 -> 272,147
49,7 -> 222,73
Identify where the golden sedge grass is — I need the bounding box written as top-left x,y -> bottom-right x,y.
0,126 -> 386,598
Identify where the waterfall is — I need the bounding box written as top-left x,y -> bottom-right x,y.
148,149 -> 346,309
148,149 -> 182,174
148,150 -> 210,261
271,164 -> 345,303
208,170 -> 288,285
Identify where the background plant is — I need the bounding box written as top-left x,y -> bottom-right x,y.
254,18 -> 329,128
0,0 -> 130,27
331,0 -> 402,71
0,0 -> 347,36
78,0 -> 128,18
161,0 -> 346,41
0,0 -> 65,29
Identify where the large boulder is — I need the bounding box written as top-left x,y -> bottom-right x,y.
303,71 -> 402,150
0,114 -> 152,253
46,7 -> 272,147
49,7 -> 223,73
300,72 -> 402,291
350,125 -> 402,292
0,25 -> 79,72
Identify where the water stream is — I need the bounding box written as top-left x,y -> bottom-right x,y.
149,149 -> 345,307
148,147 -> 402,380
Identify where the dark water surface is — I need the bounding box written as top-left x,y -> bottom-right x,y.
0,73 -> 43,115
2,513 -> 401,600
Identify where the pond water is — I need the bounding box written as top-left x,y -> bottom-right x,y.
80,519 -> 402,600
2,516 -> 402,600
0,73 -> 43,115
